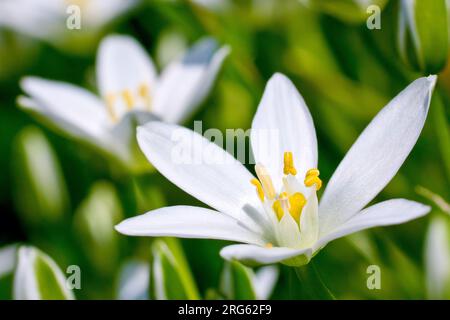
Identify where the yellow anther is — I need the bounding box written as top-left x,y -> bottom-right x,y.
255,164 -> 276,200
265,243 -> 273,249
122,89 -> 135,110
288,192 -> 307,222
138,83 -> 152,110
272,200 -> 284,220
138,83 -> 149,98
306,168 -> 320,177
283,152 -> 297,176
272,192 -> 289,221
304,168 -> 322,190
105,93 -> 118,122
251,179 -> 265,202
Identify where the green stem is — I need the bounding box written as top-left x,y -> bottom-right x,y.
294,261 -> 336,300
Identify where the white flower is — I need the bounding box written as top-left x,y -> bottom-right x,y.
116,73 -> 435,266
0,0 -> 136,43
18,35 -> 230,170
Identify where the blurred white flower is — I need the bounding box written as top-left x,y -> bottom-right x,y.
252,266 -> 279,299
19,35 -> 230,171
116,73 -> 435,266
0,0 -> 137,43
425,216 -> 450,299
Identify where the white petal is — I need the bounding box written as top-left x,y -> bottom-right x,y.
153,38 -> 230,124
220,244 -> 312,265
13,246 -> 74,300
13,247 -> 40,300
96,35 -> 157,103
83,0 -> 137,26
137,121 -> 262,224
277,213 -> 301,248
425,216 -> 450,299
0,245 -> 17,278
118,260 -> 150,300
319,76 -> 436,233
115,206 -> 264,246
19,77 -> 110,143
316,199 -> 430,250
253,266 -> 279,300
109,110 -> 159,165
250,73 -> 318,191
299,192 -> 319,247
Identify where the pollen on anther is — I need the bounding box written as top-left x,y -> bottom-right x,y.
283,152 -> 297,175
265,243 -> 273,249
304,168 -> 322,190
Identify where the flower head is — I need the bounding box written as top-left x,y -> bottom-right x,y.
18,35 -> 229,171
0,0 -> 137,44
116,73 -> 436,266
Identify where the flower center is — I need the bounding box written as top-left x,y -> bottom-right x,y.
250,151 -> 322,224
104,83 -> 152,122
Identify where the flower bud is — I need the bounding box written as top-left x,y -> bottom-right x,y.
397,0 -> 449,73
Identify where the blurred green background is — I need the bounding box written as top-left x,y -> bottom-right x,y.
0,0 -> 449,299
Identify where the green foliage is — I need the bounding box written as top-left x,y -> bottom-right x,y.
0,0 -> 449,300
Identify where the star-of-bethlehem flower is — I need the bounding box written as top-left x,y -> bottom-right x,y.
116,73 -> 436,266
18,35 -> 229,170
0,0 -> 136,42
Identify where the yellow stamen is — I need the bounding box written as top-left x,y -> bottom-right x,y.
265,243 -> 273,249
250,179 -> 265,202
272,192 -> 288,221
283,151 -> 297,175
122,89 -> 135,110
304,168 -> 322,190
255,164 -> 276,200
272,200 -> 284,220
105,93 -> 118,122
288,192 -> 307,222
138,83 -> 152,110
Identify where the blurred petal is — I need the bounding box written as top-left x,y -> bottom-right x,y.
137,121 -> 261,223
319,76 -> 436,233
0,245 -> 17,278
220,244 -> 312,266
153,38 -> 230,123
316,199 -> 430,250
118,261 -> 150,300
96,35 -> 158,99
251,73 -> 318,190
19,77 -> 109,143
109,110 -> 159,166
116,206 -> 264,245
253,266 -> 279,300
425,216 -> 450,299
13,246 -> 74,300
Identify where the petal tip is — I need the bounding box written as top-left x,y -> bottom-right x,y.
426,74 -> 437,89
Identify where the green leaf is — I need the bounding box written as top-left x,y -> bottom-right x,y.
13,246 -> 74,300
150,239 -> 200,300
